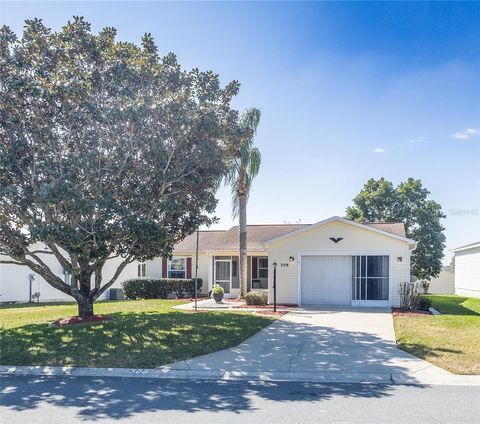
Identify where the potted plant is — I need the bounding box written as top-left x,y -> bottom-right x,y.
212,284 -> 224,303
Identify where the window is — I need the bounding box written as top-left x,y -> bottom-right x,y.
168,257 -> 186,279
258,258 -> 268,278
137,262 -> 147,278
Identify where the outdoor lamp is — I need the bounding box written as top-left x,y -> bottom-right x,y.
272,262 -> 277,312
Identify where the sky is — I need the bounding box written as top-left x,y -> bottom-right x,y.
1,1 -> 479,263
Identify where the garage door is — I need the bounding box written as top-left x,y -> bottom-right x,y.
301,255 -> 351,305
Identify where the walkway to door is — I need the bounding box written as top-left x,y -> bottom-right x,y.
166,307 -> 452,384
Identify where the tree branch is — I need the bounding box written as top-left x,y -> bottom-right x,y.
93,255 -> 134,300
0,260 -> 27,266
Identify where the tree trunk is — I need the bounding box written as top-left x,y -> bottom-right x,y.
77,296 -> 94,318
239,193 -> 248,298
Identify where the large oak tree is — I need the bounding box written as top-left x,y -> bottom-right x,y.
0,17 -> 241,317
346,178 -> 446,281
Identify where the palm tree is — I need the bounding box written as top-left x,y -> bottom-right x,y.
225,108 -> 261,298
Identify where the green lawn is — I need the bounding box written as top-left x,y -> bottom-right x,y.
393,295 -> 480,375
0,300 -> 275,368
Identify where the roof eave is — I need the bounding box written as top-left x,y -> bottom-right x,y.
262,216 -> 415,245
452,242 -> 480,253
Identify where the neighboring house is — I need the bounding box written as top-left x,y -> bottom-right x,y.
0,216 -> 416,307
0,242 -> 138,303
423,266 -> 455,295
452,241 -> 480,298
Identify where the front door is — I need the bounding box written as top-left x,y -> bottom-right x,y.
351,255 -> 390,306
214,258 -> 231,294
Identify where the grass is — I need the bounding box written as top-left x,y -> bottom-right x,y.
0,299 -> 276,368
393,295 -> 480,375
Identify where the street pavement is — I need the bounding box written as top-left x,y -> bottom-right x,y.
1,374 -> 479,423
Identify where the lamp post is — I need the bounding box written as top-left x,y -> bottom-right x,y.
194,228 -> 199,312
272,262 -> 277,312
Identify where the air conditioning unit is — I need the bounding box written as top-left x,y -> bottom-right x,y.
110,288 -> 125,301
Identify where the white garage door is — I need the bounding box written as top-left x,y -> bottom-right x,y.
301,255 -> 351,305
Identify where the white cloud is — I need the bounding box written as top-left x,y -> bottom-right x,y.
406,137 -> 424,144
452,128 -> 480,140
372,147 -> 385,153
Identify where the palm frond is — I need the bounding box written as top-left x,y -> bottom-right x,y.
225,108 -> 262,219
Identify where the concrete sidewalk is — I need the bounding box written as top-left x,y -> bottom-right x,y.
174,298 -> 296,312
2,307 -> 480,386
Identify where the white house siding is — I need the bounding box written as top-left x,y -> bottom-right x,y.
266,220 -> 411,307
0,244 -> 137,303
426,268 -> 455,295
455,246 -> 480,298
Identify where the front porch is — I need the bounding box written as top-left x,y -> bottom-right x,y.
207,253 -> 268,298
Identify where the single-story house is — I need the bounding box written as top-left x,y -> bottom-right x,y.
452,241 -> 480,298
423,266 -> 455,295
0,216 -> 416,307
0,242 -> 138,303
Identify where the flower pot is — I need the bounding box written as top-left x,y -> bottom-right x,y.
213,292 -> 224,303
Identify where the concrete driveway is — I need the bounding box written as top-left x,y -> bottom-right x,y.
167,307 -> 451,384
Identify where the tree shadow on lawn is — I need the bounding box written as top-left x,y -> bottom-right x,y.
0,375 -> 398,420
0,311 -> 275,368
396,342 -> 463,359
428,296 -> 480,316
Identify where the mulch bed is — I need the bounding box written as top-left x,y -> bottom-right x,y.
52,315 -> 112,327
392,308 -> 431,317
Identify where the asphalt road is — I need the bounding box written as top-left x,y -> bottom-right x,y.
1,375 -> 479,424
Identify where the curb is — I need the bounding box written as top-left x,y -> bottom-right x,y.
2,365 -> 480,386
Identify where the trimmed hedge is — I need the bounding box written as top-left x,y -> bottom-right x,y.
244,291 -> 268,306
122,278 -> 203,300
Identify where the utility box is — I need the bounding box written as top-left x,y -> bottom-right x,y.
109,288 -> 125,301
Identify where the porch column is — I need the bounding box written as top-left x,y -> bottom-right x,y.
207,253 -> 213,292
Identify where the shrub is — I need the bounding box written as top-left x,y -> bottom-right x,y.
419,296 -> 432,311
244,291 -> 268,305
122,278 -> 202,300
421,281 -> 430,294
398,281 -> 422,310
212,284 -> 224,295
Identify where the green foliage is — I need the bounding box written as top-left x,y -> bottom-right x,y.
346,178 -> 446,280
419,296 -> 432,311
244,291 -> 268,305
212,284 -> 224,295
225,108 -> 262,217
0,300 -> 275,368
0,17 -> 241,315
122,278 -> 202,299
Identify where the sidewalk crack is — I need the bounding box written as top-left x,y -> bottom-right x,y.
288,340 -> 306,372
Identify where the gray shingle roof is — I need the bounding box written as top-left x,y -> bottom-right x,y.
364,222 -> 406,237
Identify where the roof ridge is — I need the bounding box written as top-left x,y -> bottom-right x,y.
197,230 -> 226,233
229,224 -> 310,227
